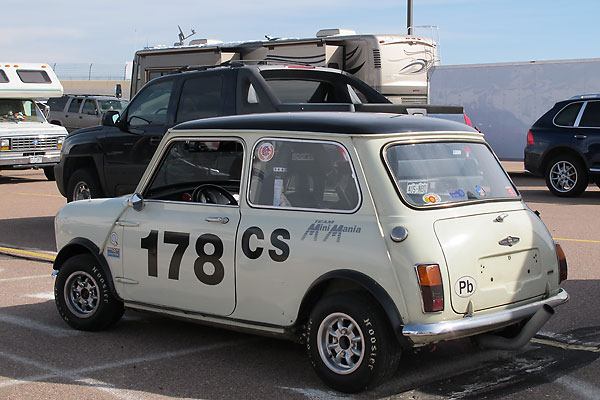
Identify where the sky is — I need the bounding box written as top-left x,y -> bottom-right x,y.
1,0 -> 599,67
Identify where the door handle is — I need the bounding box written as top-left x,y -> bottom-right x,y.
205,217 -> 229,224
574,134 -> 587,140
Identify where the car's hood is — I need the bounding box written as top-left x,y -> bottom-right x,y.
0,122 -> 67,136
66,125 -> 105,138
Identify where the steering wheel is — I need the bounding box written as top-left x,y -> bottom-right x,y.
191,184 -> 237,205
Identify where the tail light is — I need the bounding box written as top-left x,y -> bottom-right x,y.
415,264 -> 444,312
554,242 -> 567,283
527,130 -> 534,146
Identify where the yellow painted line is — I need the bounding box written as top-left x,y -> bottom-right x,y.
554,237 -> 600,244
531,337 -> 600,353
0,246 -> 56,261
9,192 -> 63,198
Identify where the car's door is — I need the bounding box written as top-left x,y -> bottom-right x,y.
577,100 -> 600,169
116,137 -> 244,316
101,78 -> 176,197
64,97 -> 82,131
79,99 -> 100,128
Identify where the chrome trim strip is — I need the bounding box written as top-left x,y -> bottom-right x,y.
402,288 -> 569,340
589,168 -> 600,173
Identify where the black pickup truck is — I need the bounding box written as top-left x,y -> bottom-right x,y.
55,64 -> 464,202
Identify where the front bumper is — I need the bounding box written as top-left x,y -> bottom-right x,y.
0,151 -> 61,168
402,288 -> 569,344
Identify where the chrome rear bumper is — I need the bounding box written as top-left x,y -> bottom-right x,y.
402,288 -> 569,344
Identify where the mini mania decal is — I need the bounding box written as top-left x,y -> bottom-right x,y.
301,220 -> 362,243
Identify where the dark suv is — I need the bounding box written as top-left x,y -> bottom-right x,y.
524,94 -> 600,197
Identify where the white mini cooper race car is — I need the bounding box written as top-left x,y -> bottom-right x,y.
53,112 -> 568,392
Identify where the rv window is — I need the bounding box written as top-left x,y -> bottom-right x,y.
17,70 -> 51,84
0,70 -> 8,83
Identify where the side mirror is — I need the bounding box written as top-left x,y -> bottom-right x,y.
127,193 -> 145,211
102,110 -> 120,126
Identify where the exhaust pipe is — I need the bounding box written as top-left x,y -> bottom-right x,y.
476,304 -> 554,350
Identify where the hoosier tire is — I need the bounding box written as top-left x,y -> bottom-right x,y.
54,254 -> 124,331
306,292 -> 401,393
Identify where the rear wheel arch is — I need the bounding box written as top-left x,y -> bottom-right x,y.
541,146 -> 587,172
296,269 -> 407,345
54,238 -> 121,302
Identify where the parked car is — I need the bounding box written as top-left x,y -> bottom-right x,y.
53,112 -> 568,393
54,64 -> 466,203
47,94 -> 127,132
524,94 -> 600,197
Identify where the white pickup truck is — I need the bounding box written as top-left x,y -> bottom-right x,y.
0,63 -> 68,180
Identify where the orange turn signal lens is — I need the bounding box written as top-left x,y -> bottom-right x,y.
554,242 -> 567,283
416,264 -> 443,286
415,264 -> 444,312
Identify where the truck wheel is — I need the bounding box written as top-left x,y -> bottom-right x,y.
545,155 -> 588,197
67,168 -> 103,202
306,292 -> 401,393
43,166 -> 55,181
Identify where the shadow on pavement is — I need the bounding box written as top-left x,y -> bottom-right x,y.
0,216 -> 56,251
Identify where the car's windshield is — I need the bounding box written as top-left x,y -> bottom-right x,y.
98,99 -> 126,112
385,142 -> 519,207
0,99 -> 45,122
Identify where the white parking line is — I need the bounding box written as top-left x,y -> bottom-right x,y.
0,274 -> 51,282
281,386 -> 351,399
0,314 -> 79,338
25,292 -> 54,300
0,338 -> 254,390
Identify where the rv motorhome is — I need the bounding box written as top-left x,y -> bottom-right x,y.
131,29 -> 439,104
0,63 -> 68,180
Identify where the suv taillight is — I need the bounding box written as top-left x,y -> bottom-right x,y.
415,264 -> 444,312
527,130 -> 534,146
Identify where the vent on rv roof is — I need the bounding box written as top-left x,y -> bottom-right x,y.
373,50 -> 382,69
316,28 -> 356,38
189,39 -> 223,45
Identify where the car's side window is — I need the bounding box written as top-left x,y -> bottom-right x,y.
175,75 -> 223,123
248,139 -> 360,211
554,102 -> 583,127
144,139 -> 243,205
68,98 -> 82,113
579,101 -> 600,128
127,79 -> 174,127
82,99 -> 96,115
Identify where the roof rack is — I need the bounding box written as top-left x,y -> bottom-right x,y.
569,94 -> 600,100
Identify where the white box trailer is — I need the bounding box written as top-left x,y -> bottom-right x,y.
0,63 -> 68,180
429,58 -> 600,160
131,29 -> 439,104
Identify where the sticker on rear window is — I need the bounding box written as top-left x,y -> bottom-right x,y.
407,181 -> 428,194
423,193 -> 441,204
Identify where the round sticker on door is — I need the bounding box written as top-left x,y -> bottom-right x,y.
454,276 -> 477,298
257,142 -> 275,162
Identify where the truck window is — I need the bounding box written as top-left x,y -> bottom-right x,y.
175,75 -> 223,123
127,79 -> 174,127
264,79 -> 338,103
249,139 -> 360,211
82,99 -> 97,115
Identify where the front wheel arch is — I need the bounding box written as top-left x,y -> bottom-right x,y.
54,238 -> 122,302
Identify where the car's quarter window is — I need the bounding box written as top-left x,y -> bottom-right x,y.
127,79 -> 173,127
176,75 -> 223,123
248,138 -> 360,211
553,102 -> 583,127
144,139 -> 243,204
579,101 -> 600,128
67,98 -> 82,113
384,142 -> 519,207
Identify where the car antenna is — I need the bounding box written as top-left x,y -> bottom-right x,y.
175,25 -> 196,46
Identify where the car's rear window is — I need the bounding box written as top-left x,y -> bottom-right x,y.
384,142 -> 519,207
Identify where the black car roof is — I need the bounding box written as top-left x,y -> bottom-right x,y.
172,112 -> 476,135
